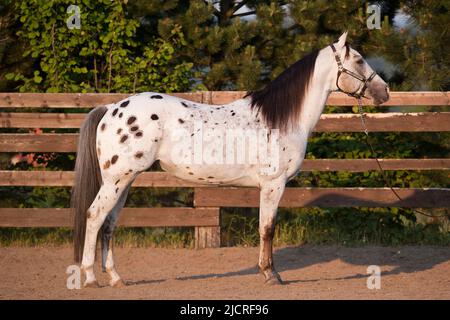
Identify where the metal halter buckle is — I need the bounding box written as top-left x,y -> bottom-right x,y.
330,44 -> 377,98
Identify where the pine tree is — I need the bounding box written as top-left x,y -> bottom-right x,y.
129,0 -> 399,91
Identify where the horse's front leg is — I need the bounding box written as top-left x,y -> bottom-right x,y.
258,181 -> 286,285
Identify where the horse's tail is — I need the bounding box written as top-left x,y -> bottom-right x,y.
72,106 -> 108,263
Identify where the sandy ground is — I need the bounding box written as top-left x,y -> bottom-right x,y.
0,245 -> 449,300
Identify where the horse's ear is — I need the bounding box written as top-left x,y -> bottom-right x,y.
336,31 -> 348,50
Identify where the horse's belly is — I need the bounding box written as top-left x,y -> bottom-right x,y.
158,158 -> 258,187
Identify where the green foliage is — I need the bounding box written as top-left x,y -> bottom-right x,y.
0,227 -> 72,246
113,227 -> 194,248
6,0 -> 193,93
0,227 -> 195,247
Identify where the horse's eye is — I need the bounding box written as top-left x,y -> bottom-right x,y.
356,59 -> 364,65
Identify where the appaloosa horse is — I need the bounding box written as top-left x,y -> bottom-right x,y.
72,32 -> 389,287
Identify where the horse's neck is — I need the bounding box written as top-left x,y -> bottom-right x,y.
296,50 -> 334,136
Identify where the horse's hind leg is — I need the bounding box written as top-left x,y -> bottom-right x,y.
101,184 -> 131,287
81,176 -> 134,287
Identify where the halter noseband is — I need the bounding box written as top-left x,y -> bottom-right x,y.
330,44 -> 377,98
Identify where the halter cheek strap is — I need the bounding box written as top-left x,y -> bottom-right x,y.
330,44 -> 377,98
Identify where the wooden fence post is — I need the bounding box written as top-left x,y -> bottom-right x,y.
193,202 -> 221,248
195,225 -> 221,249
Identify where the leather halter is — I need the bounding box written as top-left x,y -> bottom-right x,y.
330,44 -> 377,98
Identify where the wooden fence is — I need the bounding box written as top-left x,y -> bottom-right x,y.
0,91 -> 449,248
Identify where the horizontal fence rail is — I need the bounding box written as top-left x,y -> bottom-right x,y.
0,91 -> 449,248
1,112 -> 449,131
0,91 -> 448,108
0,207 -> 220,228
194,188 -> 450,208
1,160 -> 450,187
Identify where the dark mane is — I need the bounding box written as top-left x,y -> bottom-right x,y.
344,42 -> 350,58
245,49 -> 319,131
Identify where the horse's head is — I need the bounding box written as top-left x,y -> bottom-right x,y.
330,32 -> 389,105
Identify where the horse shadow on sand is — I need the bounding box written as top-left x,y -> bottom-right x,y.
175,244 -> 450,285
134,190 -> 450,285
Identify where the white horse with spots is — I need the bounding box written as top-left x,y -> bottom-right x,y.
72,32 -> 389,287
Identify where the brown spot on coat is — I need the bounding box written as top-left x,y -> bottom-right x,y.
127,116 -> 137,125
103,160 -> 111,169
130,126 -> 139,132
120,100 -> 129,108
111,155 -> 118,164
151,114 -> 159,120
135,152 -> 144,159
120,135 -> 128,143
178,119 -> 185,124
117,128 -> 122,134
135,131 -> 143,138
112,109 -> 118,117
100,123 -> 106,131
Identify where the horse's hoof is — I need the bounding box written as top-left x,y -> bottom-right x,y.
83,280 -> 100,288
264,273 -> 283,285
110,279 -> 126,288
